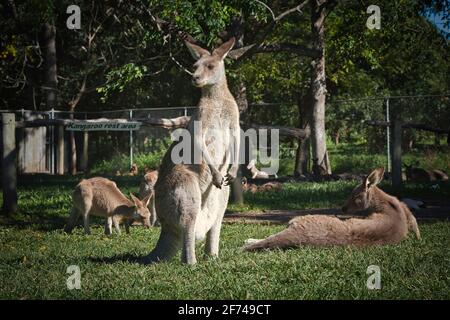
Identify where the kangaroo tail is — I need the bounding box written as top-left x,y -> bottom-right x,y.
406,210 -> 421,240
243,227 -> 299,251
141,227 -> 181,264
401,203 -> 421,240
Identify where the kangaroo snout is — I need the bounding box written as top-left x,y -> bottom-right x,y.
192,74 -> 203,87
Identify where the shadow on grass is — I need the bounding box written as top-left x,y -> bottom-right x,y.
0,215 -> 68,232
88,253 -> 151,265
0,210 -> 106,232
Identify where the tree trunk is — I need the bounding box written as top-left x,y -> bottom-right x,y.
294,94 -> 311,176
231,79 -> 246,205
42,23 -> 58,110
229,18 -> 247,205
69,126 -> 77,175
80,131 -> 89,173
309,1 -> 331,175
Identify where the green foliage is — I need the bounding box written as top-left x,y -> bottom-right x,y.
1,0 -> 449,175
97,63 -> 149,102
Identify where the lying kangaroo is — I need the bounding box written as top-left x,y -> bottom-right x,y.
64,177 -> 152,235
139,170 -> 159,226
243,168 -> 421,251
405,164 -> 449,182
432,169 -> 449,181
241,177 -> 283,194
142,38 -> 240,265
405,165 -> 434,182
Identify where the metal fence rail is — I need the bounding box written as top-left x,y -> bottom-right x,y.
2,93 -> 449,176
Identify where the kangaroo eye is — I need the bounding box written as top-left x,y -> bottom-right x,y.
207,64 -> 214,70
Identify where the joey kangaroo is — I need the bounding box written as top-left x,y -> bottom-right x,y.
243,168 -> 421,251
139,170 -> 159,226
142,38 -> 240,265
64,177 -> 152,235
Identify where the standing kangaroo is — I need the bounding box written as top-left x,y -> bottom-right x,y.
139,170 -> 159,226
142,38 -> 240,265
64,177 -> 152,235
243,168 -> 421,251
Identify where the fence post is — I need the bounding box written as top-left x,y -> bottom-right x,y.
56,124 -> 65,174
391,117 -> 402,188
386,98 -> 391,173
129,110 -> 133,168
80,130 -> 89,174
1,113 -> 18,215
50,108 -> 55,174
80,113 -> 89,173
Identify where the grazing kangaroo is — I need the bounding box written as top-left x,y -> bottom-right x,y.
139,170 -> 159,226
243,168 -> 421,251
64,177 -> 152,235
142,38 -> 240,265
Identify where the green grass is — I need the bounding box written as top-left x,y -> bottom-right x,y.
1,177 -> 449,299
0,223 -> 449,299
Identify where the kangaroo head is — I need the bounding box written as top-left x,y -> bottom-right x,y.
130,193 -> 152,228
342,168 -> 385,214
185,37 -> 235,88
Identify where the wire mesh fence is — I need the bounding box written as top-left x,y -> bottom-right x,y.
2,94 -> 449,176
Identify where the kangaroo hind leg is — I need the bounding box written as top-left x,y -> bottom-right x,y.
64,207 -> 80,233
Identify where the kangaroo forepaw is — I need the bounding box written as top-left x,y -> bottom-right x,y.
224,172 -> 236,186
212,172 -> 224,189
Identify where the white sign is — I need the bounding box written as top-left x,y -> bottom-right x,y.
66,121 -> 142,131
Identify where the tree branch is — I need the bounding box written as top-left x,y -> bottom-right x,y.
244,123 -> 311,139
229,0 -> 310,62
256,43 -> 321,58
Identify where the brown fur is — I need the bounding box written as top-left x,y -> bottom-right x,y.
64,177 -> 152,235
143,38 -> 240,265
129,163 -> 139,176
244,168 -> 421,251
242,178 -> 283,194
432,169 -> 449,181
405,165 -> 448,182
139,170 -> 159,226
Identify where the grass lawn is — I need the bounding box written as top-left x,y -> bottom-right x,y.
0,177 -> 449,299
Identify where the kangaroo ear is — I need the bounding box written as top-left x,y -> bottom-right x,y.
212,37 -> 235,60
130,193 -> 140,207
185,41 -> 210,60
365,168 -> 385,189
142,193 -> 152,207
